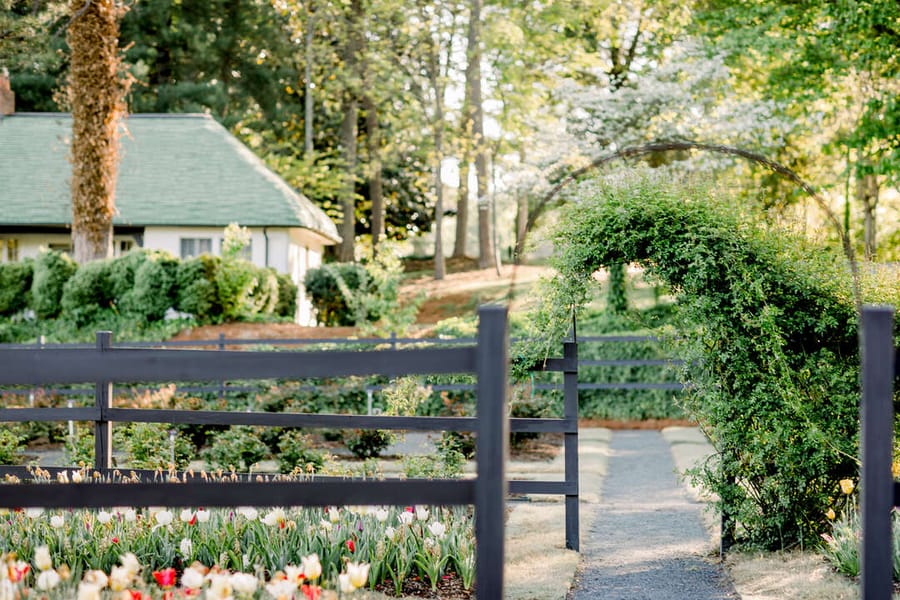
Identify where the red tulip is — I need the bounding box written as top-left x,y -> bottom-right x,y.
301,584 -> 322,600
345,539 -> 356,553
153,568 -> 177,588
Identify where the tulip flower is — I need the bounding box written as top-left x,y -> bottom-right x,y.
152,568 -> 177,588
180,566 -> 205,591
301,554 -> 322,581
346,562 -> 369,589
428,521 -> 447,539
34,545 -> 52,571
36,569 -> 60,590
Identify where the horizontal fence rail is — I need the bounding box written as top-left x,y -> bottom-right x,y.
0,326 -> 682,558
0,306 -> 511,599
860,305 -> 898,600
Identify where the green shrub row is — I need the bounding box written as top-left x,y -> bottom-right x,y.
530,174 -> 899,549
0,248 -> 297,330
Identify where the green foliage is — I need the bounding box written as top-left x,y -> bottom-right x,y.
531,174 -> 899,549
0,427 -> 25,465
108,249 -> 150,301
202,426 -> 269,472
120,422 -> 192,470
216,258 -> 278,321
276,429 -> 325,474
305,244 -> 421,333
64,424 -> 94,467
175,254 -> 223,322
60,259 -> 116,326
0,259 -> 33,317
30,250 -> 77,319
304,262 -> 368,326
576,307 -> 686,420
124,253 -> 179,320
273,270 -> 298,318
606,263 -> 628,313
344,429 -> 394,459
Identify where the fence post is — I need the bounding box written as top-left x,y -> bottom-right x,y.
860,305 -> 895,600
94,331 -> 113,472
475,306 -> 508,600
563,340 -> 580,551
218,333 -> 226,399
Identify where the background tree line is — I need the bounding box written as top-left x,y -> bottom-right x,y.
2,0 -> 897,272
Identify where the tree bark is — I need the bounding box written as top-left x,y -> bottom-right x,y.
466,0 -> 495,271
452,159 -> 470,258
67,0 -> 128,264
338,94 -> 358,262
856,170 -> 879,260
304,7 -> 314,158
337,0 -> 363,262
363,94 -> 384,247
514,190 -> 527,263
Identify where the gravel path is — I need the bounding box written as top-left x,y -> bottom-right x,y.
567,430 -> 738,600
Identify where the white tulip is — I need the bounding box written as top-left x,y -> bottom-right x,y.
428,521 -> 447,539
34,546 -> 52,571
36,569 -> 60,590
230,572 -> 257,595
301,554 -> 322,581
49,514 -> 64,528
346,562 -> 370,589
96,511 -> 112,525
180,567 -> 205,590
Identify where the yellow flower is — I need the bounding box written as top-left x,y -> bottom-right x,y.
839,479 -> 855,495
892,461 -> 900,479
826,507 -> 836,521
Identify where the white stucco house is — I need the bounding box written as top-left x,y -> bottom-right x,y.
0,79 -> 340,324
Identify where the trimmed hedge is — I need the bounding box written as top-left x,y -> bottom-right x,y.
175,254 -> 223,322
31,250 -> 77,319
0,259 -> 33,317
304,263 -> 368,326
530,174 -> 898,549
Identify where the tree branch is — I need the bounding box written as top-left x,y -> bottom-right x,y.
523,140 -> 862,309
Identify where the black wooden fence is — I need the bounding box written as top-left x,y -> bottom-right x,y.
0,340 -> 588,550
0,305 -> 512,598
859,304 -> 898,600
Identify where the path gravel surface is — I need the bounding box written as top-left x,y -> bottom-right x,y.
568,430 -> 738,600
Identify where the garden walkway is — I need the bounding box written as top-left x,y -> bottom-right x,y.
567,430 -> 738,600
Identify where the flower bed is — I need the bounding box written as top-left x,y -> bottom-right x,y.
0,500 -> 475,599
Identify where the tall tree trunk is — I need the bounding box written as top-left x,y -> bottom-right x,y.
304,6 -> 314,158
432,81 -> 446,280
452,159 -> 470,258
338,95 -> 358,262
514,190 -> 528,263
466,0 -> 495,271
337,0 -> 363,262
856,169 -> 879,260
67,0 -> 128,264
363,100 -> 383,247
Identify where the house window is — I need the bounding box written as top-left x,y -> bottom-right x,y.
180,238 -> 212,259
217,237 -> 252,261
48,242 -> 70,255
6,239 -> 17,262
118,240 -> 134,256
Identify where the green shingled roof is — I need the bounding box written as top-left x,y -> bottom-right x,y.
0,112 -> 339,242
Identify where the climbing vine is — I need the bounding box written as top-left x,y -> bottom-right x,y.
524,173 -> 899,548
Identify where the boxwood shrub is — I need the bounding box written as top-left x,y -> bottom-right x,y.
304,263 -> 368,326
0,259 -> 33,317
175,254 -> 223,323
527,174 -> 899,549
30,250 -> 77,319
